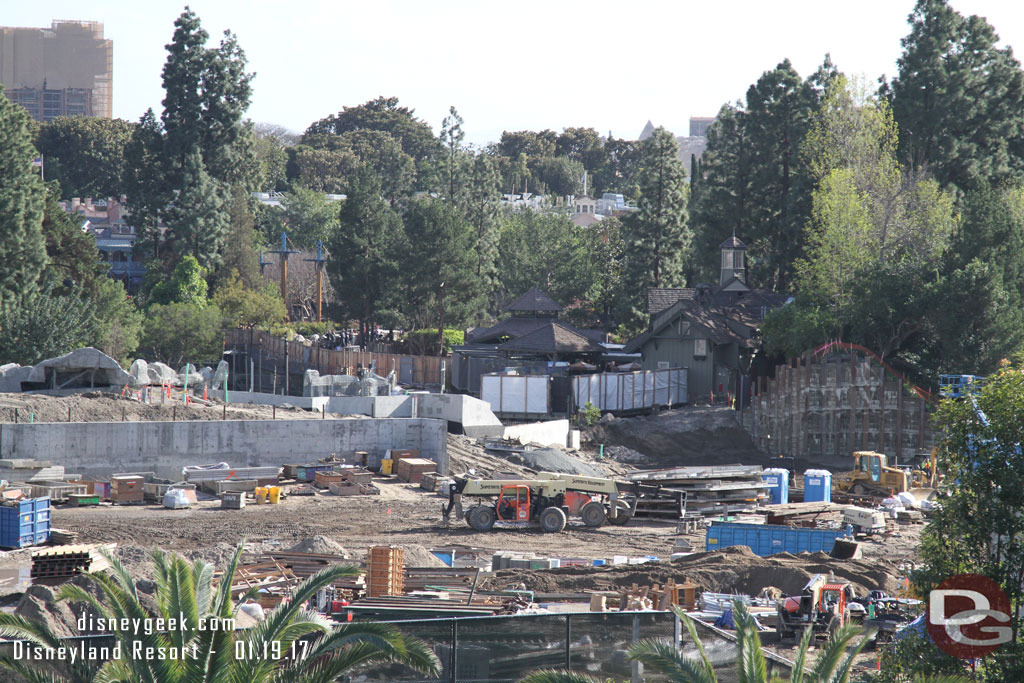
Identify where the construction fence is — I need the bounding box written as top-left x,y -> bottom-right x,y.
572,368 -> 687,413
743,352 -> 935,463
225,330 -> 450,391
0,611 -> 794,681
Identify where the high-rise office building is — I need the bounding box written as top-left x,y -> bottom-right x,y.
0,20 -> 112,121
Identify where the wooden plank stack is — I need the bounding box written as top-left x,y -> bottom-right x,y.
396,458 -> 436,484
31,544 -> 113,585
29,481 -> 87,503
367,545 -> 403,597
404,567 -> 478,592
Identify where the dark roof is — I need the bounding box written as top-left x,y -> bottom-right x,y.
720,235 -> 746,249
503,287 -> 563,313
647,288 -> 695,314
497,320 -> 604,354
469,316 -> 552,344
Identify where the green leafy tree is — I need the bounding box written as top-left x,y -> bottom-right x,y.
0,86 -> 48,312
139,301 -> 224,366
279,186 -> 342,249
620,127 -> 690,326
920,361 -> 1024,680
497,211 -> 598,316
530,156 -> 585,196
148,254 -> 209,307
591,135 -> 641,200
90,278 -> 144,365
213,271 -> 287,329
327,166 -> 404,341
401,197 -> 481,352
250,122 -> 292,191
288,144 -> 360,194
34,116 -> 134,200
887,0 -> 1024,191
0,281 -> 98,366
211,187 -> 263,292
555,126 -> 605,171
305,96 -> 440,164
0,543 -> 439,682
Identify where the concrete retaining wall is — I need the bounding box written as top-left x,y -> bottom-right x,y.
0,418 -> 448,479
208,390 -> 328,411
503,419 -> 571,448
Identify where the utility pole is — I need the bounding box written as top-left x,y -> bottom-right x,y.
269,232 -> 299,320
303,240 -> 328,322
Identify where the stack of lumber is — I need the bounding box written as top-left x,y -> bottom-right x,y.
31,544 -> 113,585
627,465 -> 770,517
404,567 -> 479,592
260,550 -> 366,599
0,461 -> 62,482
49,528 -> 78,545
327,481 -> 380,496
222,557 -> 299,609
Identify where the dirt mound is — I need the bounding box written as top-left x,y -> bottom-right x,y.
519,448 -> 605,477
398,544 -> 448,568
586,406 -> 767,467
482,545 -> 901,598
289,536 -> 349,556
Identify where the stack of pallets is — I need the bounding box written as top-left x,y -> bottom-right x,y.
367,546 -> 404,597
31,544 -> 113,585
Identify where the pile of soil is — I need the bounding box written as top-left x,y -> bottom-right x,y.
289,536 -> 349,556
586,406 -> 768,467
518,448 -> 605,477
481,545 -> 901,598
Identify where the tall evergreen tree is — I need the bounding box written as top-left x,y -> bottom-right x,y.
0,86 -> 47,311
463,153 -> 501,321
439,105 -> 467,201
401,198 -> 480,351
888,0 -> 1024,191
327,166 -> 403,341
128,8 -> 253,271
621,128 -> 689,326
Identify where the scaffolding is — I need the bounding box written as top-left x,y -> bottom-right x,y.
744,351 -> 935,462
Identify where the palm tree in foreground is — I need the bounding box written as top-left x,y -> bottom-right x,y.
519,601 -> 969,683
0,543 -> 440,682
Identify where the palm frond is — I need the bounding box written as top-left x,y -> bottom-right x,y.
0,655 -> 69,683
788,625 -> 814,683
809,623 -> 861,681
628,637 -> 717,683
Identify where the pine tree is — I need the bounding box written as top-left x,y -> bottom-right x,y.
621,128 -> 689,325
327,166 -> 403,341
0,86 -> 47,311
129,8 -> 253,271
463,153 -> 501,321
888,0 -> 1024,190
439,106 -> 467,201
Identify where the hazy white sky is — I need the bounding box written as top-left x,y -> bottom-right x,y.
6,1 -> 1023,145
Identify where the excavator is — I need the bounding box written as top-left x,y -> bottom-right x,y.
834,450 -> 936,501
442,472 -> 686,533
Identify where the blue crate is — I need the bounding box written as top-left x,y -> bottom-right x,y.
0,497 -> 52,549
705,521 -> 847,557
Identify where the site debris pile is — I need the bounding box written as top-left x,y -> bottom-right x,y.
626,464 -> 771,516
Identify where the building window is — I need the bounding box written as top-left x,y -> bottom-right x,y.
733,250 -> 744,268
694,339 -> 708,357
721,249 -> 732,269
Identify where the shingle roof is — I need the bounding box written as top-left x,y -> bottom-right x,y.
503,287 -> 563,313
469,316 -> 552,343
647,288 -> 695,314
497,320 -> 604,354
720,235 -> 746,249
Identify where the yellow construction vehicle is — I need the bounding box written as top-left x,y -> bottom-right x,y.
834,451 -> 933,500
442,472 -> 685,533
777,574 -> 856,642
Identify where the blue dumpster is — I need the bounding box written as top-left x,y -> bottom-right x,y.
705,521 -> 846,556
803,469 -> 832,502
0,497 -> 51,549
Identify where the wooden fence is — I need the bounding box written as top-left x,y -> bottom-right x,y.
225,329 -> 450,388
743,351 -> 935,462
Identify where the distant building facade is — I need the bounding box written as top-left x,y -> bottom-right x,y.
636,117 -> 713,164
689,116 -> 715,137
0,20 -> 112,121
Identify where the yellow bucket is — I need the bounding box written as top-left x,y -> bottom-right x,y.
254,487 -> 267,505
267,486 -> 281,504
381,459 -> 393,475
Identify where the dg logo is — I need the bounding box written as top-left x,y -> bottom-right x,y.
927,574 -> 1012,659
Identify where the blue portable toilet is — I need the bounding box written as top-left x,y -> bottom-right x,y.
803,469 -> 832,502
761,468 -> 789,505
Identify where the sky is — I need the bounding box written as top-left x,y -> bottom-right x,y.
5,1 -> 1024,146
